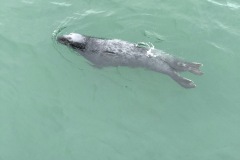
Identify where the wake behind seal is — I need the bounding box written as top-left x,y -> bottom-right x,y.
57,33 -> 203,88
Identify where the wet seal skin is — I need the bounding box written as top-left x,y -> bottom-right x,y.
57,33 -> 203,88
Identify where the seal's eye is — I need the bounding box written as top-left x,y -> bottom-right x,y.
70,42 -> 86,50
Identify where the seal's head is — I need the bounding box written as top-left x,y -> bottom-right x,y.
57,33 -> 87,50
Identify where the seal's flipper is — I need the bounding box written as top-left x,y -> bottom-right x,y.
174,61 -> 203,75
186,62 -> 203,75
186,62 -> 203,68
169,71 -> 196,88
157,53 -> 203,75
189,67 -> 203,75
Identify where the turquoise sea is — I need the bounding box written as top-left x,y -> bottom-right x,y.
1,0 -> 240,159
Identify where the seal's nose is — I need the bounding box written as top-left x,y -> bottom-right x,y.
57,36 -> 70,45
57,36 -> 65,43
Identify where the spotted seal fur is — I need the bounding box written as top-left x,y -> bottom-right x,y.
57,33 -> 203,88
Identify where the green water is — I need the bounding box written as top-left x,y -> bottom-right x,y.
1,0 -> 240,159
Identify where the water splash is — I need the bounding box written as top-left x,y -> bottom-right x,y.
136,42 -> 157,57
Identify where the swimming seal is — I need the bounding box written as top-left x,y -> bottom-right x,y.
57,33 -> 203,88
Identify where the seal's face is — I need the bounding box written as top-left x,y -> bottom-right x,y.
57,33 -> 86,50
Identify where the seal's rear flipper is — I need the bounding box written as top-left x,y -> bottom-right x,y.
176,61 -> 203,75
170,72 -> 196,88
187,62 -> 203,75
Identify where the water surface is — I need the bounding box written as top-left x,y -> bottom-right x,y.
0,0 -> 240,159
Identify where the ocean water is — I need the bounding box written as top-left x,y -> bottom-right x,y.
1,0 -> 240,159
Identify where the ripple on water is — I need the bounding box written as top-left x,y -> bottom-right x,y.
207,41 -> 234,55
21,0 -> 34,4
207,0 -> 240,10
50,2 -> 72,7
214,20 -> 240,36
74,10 -> 106,16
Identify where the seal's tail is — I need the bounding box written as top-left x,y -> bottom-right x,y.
174,61 -> 203,75
181,62 -> 203,75
155,51 -> 203,75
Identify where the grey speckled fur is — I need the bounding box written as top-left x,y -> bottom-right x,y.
57,33 -> 203,88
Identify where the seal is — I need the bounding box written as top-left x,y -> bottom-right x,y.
57,33 -> 203,88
